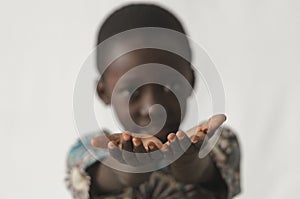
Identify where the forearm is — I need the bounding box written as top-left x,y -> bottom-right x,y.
170,153 -> 216,184
170,153 -> 228,199
88,132 -> 158,195
171,114 -> 227,184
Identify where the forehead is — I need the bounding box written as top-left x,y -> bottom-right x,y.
104,48 -> 191,81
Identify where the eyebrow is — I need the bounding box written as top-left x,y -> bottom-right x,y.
119,76 -> 144,83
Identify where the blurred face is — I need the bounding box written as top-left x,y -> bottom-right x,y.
98,49 -> 194,142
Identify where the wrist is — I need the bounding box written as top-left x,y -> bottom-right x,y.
170,154 -> 212,184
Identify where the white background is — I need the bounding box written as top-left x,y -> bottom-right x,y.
1,0 -> 300,198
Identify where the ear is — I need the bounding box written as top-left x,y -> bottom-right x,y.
186,67 -> 195,97
96,79 -> 110,105
189,67 -> 195,89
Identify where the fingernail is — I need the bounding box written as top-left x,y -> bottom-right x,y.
132,138 -> 141,146
148,143 -> 155,150
91,139 -> 96,147
191,135 -> 199,143
108,141 -> 115,149
176,131 -> 185,140
123,132 -> 130,141
168,133 -> 176,142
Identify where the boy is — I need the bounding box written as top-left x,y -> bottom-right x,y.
66,4 -> 241,199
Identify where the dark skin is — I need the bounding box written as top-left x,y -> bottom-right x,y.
88,48 -> 228,198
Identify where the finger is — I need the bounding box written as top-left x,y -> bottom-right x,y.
195,127 -> 207,141
91,135 -> 109,148
148,141 -> 159,151
167,133 -> 183,158
108,141 -> 125,164
190,135 -> 203,149
121,132 -> 133,152
148,142 -> 163,161
197,114 -> 227,137
133,137 -> 152,165
132,137 -> 147,153
161,143 -> 173,160
141,136 -> 163,151
91,134 -> 121,148
175,130 -> 192,151
167,133 -> 176,143
121,132 -> 139,166
207,114 -> 226,132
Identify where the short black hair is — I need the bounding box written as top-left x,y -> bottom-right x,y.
97,4 -> 188,45
96,4 -> 192,73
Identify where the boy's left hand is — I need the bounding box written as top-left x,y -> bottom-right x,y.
160,131 -> 200,161
161,114 -> 227,160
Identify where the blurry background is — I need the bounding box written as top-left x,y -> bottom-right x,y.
1,0 -> 299,198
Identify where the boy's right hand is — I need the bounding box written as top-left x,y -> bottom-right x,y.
91,132 -> 163,166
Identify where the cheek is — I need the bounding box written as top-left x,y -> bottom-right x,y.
167,97 -> 188,121
113,101 -> 127,117
112,99 -> 134,123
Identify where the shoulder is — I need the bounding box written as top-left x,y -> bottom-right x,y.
65,132 -> 109,199
66,133 -> 107,169
209,126 -> 242,198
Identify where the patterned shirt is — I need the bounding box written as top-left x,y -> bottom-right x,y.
65,127 -> 241,199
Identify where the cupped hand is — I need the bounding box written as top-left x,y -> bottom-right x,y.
91,132 -> 163,166
161,114 -> 227,158
91,114 -> 226,165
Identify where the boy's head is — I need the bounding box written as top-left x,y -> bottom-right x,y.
96,4 -> 195,142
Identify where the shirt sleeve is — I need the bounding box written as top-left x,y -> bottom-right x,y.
209,126 -> 242,199
65,133 -> 109,199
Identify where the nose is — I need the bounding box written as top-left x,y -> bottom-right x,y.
138,84 -> 162,117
